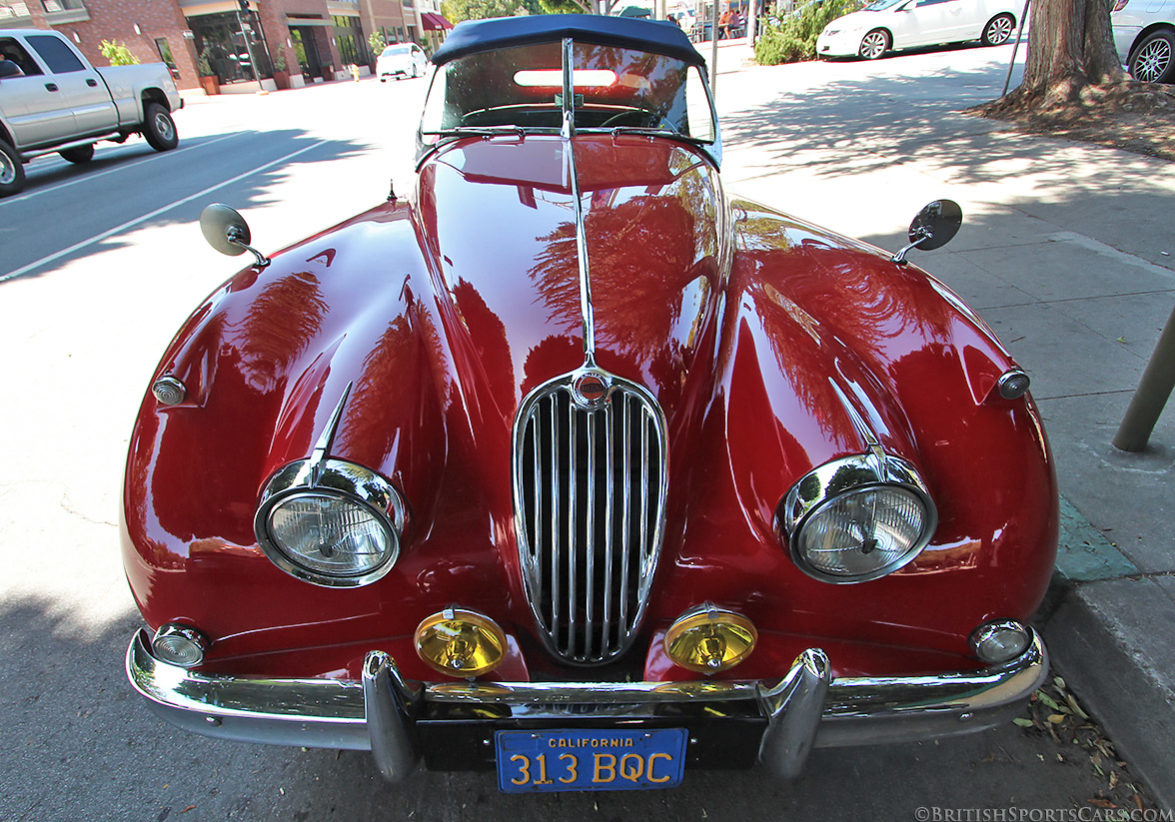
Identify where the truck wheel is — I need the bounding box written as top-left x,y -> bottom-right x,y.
143,103 -> 179,151
0,139 -> 25,197
60,144 -> 95,164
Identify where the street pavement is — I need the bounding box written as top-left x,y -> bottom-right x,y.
0,39 -> 1173,819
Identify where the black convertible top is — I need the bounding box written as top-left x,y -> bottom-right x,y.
430,14 -> 704,68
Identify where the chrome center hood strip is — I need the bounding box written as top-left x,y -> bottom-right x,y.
561,36 -> 596,366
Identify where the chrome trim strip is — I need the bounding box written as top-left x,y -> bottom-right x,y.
127,629 -> 1047,761
310,381 -> 353,484
561,36 -> 596,362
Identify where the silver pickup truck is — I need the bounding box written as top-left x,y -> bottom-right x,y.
0,29 -> 182,197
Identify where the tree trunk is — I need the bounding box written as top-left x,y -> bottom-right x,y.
1017,0 -> 1125,98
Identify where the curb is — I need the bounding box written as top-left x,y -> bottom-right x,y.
1039,498 -> 1175,811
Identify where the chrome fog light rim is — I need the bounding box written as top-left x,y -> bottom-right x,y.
254,458 -> 406,588
779,454 -> 937,584
152,623 -> 209,668
970,618 -> 1031,664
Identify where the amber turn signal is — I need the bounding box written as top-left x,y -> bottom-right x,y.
414,608 -> 507,678
665,606 -> 757,675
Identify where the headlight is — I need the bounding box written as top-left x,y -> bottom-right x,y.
778,454 -> 936,584
255,458 -> 406,587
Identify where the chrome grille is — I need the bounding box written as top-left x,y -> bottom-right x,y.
513,373 -> 668,665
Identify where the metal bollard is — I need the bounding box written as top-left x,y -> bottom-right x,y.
1113,301 -> 1175,451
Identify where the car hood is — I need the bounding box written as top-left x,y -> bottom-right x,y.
415,134 -> 724,416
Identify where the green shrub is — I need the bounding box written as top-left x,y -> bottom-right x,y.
755,0 -> 867,65
99,39 -> 139,66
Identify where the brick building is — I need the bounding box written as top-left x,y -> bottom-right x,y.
0,0 -> 448,91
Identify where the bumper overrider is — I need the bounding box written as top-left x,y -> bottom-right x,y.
126,628 -> 1047,781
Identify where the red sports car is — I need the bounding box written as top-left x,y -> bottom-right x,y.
123,14 -> 1056,793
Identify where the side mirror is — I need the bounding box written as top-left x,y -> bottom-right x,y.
892,199 -> 962,264
200,203 -> 269,267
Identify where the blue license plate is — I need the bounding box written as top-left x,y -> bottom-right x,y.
495,728 -> 687,793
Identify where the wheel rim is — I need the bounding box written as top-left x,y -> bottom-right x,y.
1134,38 -> 1171,82
154,111 -> 174,141
861,32 -> 886,58
0,151 -> 14,185
987,17 -> 1013,44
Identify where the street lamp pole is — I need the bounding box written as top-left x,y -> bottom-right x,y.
236,1 -> 261,87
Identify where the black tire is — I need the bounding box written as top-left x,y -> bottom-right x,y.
142,102 -> 179,152
981,13 -> 1015,46
0,139 -> 25,197
1129,29 -> 1175,83
59,144 -> 95,164
858,29 -> 890,60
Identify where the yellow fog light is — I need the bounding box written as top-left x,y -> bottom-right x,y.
665,606 -> 757,675
414,608 -> 506,678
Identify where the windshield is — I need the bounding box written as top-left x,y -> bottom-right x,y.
420,40 -> 716,141
382,44 -> 412,55
864,0 -> 905,9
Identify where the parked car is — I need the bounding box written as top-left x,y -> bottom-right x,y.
124,14 -> 1056,792
817,0 -> 1019,59
1111,0 -> 1175,82
377,42 -> 428,81
0,29 -> 181,196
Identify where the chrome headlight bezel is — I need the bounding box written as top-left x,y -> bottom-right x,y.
778,453 -> 937,584
254,458 -> 406,588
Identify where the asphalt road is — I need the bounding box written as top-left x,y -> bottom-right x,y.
0,46 -> 1150,820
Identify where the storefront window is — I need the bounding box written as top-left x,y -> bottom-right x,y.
189,10 -> 271,84
332,15 -> 366,64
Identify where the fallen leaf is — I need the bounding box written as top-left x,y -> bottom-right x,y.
1066,694 -> 1090,720
1048,714 -> 1066,724
1088,799 -> 1116,809
1053,676 -> 1066,690
1013,718 -> 1035,728
1038,693 -> 1066,713
180,807 -> 196,815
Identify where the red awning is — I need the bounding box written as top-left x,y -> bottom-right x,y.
421,12 -> 453,30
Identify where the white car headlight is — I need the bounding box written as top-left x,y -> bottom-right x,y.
255,459 -> 406,587
778,454 -> 936,583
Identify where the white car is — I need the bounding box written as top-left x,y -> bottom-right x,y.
1111,0 -> 1175,82
817,0 -> 1020,60
377,43 -> 428,81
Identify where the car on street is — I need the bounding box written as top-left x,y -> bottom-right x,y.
1111,0 -> 1175,82
0,29 -> 181,196
123,13 -> 1057,793
817,0 -> 1019,59
377,42 -> 429,81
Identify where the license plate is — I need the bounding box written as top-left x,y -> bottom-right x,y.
495,728 -> 687,793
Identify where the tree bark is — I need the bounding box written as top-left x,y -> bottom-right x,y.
1017,0 -> 1125,98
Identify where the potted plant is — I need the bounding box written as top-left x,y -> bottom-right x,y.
271,50 -> 290,90
197,48 -> 219,95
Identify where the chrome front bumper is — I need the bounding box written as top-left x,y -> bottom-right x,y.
126,628 -> 1047,781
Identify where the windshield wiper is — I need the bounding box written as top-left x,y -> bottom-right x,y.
425,126 -> 546,138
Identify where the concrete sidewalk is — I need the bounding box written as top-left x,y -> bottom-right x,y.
713,43 -> 1175,809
